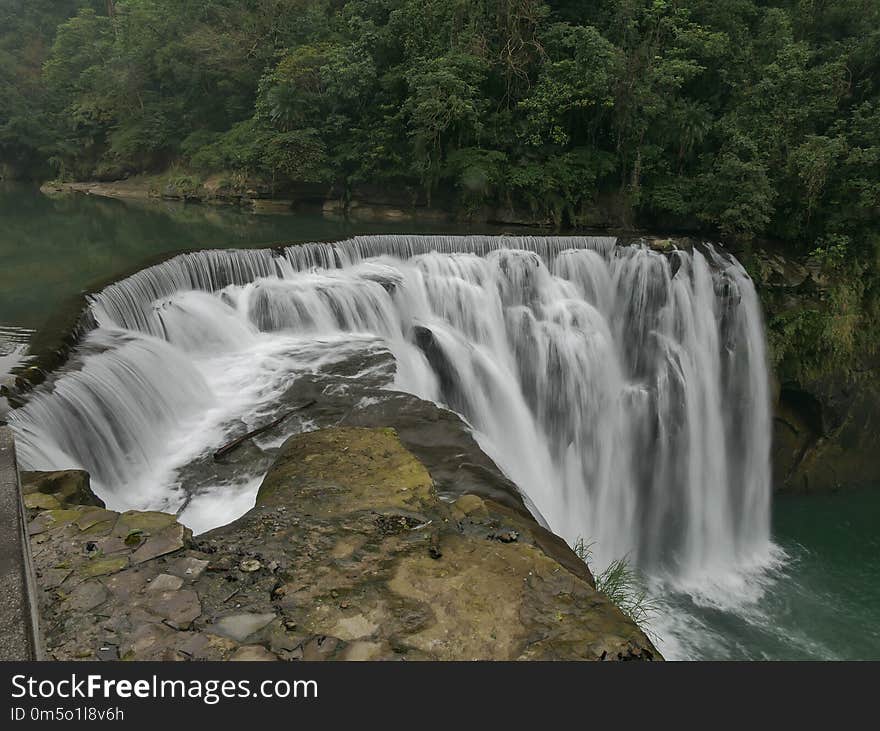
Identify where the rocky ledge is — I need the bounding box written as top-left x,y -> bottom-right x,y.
23,428 -> 658,661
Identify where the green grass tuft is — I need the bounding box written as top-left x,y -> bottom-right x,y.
574,537 -> 660,642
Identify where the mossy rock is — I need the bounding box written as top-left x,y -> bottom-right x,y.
222,427 -> 657,660
648,238 -> 676,252
75,508 -> 117,532
21,470 -> 105,508
78,555 -> 129,578
114,510 -> 178,535
43,508 -> 84,528
256,426 -> 434,514
29,426 -> 657,661
24,492 -> 62,510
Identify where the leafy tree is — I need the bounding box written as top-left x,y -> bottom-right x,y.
0,0 -> 875,261
404,53 -> 489,192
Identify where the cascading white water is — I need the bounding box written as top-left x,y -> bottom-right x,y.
9,235 -> 772,577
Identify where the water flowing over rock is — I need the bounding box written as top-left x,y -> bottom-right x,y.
9,235 -> 773,579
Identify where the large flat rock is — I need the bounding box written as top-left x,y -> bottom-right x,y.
25,427 -> 658,661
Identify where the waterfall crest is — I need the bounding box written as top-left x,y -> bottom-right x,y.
11,235 -> 772,576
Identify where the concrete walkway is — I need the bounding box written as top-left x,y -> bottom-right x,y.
0,426 -> 42,660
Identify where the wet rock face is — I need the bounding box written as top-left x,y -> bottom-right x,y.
21,470 -> 104,508
262,364 -> 595,583
206,426 -> 656,660
25,427 -> 658,661
265,356 -> 536,515
772,379 -> 880,492
196,341 -> 542,515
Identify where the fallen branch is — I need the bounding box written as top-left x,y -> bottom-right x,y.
213,400 -> 316,461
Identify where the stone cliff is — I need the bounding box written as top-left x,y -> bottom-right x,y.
747,246 -> 880,492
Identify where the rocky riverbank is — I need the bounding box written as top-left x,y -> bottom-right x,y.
39,175 -> 455,223
23,427 -> 658,662
39,174 -> 627,227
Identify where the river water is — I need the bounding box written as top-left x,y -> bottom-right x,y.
654,488 -> 880,659
1,183 -> 876,660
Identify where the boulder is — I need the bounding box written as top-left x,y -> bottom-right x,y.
212,613 -> 277,643
21,469 -> 104,508
201,426 -> 657,660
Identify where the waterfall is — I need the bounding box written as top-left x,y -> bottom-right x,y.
10,235 -> 772,576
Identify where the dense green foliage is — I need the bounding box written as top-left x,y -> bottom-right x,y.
748,242 -> 879,385
1,0 -> 879,378
1,0 -> 877,237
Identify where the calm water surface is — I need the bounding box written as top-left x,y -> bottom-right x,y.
0,182 -> 494,337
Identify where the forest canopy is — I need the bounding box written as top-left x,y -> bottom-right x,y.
1,0 -> 879,253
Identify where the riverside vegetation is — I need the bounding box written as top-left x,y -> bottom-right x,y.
2,0 -> 879,425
